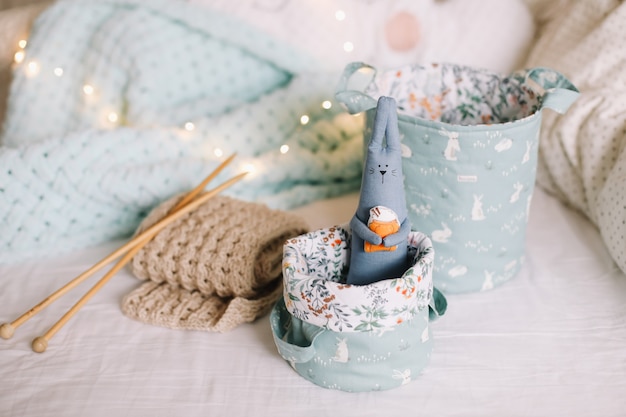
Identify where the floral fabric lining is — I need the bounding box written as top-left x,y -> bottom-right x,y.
363,63 -> 542,125
282,226 -> 434,332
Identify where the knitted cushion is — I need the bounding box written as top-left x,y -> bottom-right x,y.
121,194 -> 309,332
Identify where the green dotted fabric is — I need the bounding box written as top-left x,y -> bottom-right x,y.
272,298 -> 433,392
0,0 -> 364,263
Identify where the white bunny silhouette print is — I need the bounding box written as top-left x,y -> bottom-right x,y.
510,182 -> 524,203
481,270 -> 495,291
332,338 -> 349,363
392,369 -> 412,385
440,128 -> 461,161
472,194 -> 486,221
431,222 -> 452,243
522,140 -> 532,164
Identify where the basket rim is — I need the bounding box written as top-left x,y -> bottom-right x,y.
392,106 -> 542,131
281,225 -> 434,332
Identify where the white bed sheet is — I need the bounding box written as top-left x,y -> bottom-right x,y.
1,187 -> 625,417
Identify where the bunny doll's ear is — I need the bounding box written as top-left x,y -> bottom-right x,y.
384,98 -> 402,152
369,96 -> 398,150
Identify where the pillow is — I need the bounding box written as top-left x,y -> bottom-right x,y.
189,0 -> 535,73
524,0 -> 626,273
0,0 -> 535,131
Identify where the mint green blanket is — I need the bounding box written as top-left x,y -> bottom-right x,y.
0,0 -> 363,263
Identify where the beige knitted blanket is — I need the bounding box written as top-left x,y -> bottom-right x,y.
121,194 -> 309,332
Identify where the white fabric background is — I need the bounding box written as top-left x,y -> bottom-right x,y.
1,188 -> 625,417
1,1 -> 624,415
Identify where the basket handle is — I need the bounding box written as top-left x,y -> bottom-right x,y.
335,62 -> 379,114
522,67 -> 580,114
271,299 -> 322,364
429,287 -> 447,321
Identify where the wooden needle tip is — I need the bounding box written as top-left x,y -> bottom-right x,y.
32,336 -> 48,353
0,323 -> 15,339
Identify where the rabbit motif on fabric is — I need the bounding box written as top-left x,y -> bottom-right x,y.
431,222 -> 452,243
346,97 -> 411,286
471,194 -> 486,221
440,128 -> 461,161
332,338 -> 349,363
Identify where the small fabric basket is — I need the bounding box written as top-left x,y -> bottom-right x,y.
271,225 -> 446,392
337,62 -> 579,293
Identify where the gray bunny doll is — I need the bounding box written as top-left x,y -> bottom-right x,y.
346,96 -> 411,286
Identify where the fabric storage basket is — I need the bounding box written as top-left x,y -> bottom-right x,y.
336,62 -> 579,293
271,226 -> 446,392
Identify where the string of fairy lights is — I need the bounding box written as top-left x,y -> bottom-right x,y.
11,7 -> 361,177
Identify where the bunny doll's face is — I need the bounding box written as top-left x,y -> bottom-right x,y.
359,140 -> 406,219
368,160 -> 399,185
356,97 -> 408,221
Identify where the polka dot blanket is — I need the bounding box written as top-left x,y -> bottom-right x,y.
523,0 -> 626,274
0,0 -> 364,263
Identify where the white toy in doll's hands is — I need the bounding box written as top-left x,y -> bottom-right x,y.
365,206 -> 400,253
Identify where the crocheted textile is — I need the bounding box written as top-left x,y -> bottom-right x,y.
121,195 -> 309,332
0,0 -> 363,264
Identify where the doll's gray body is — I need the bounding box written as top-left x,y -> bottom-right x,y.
346,97 -> 411,285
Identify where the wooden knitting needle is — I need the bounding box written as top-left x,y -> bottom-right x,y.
0,154 -> 238,341
30,170 -> 247,352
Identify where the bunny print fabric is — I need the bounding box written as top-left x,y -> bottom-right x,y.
337,63 -> 579,293
273,225 -> 442,392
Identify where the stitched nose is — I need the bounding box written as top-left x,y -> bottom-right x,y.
380,170 -> 387,175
